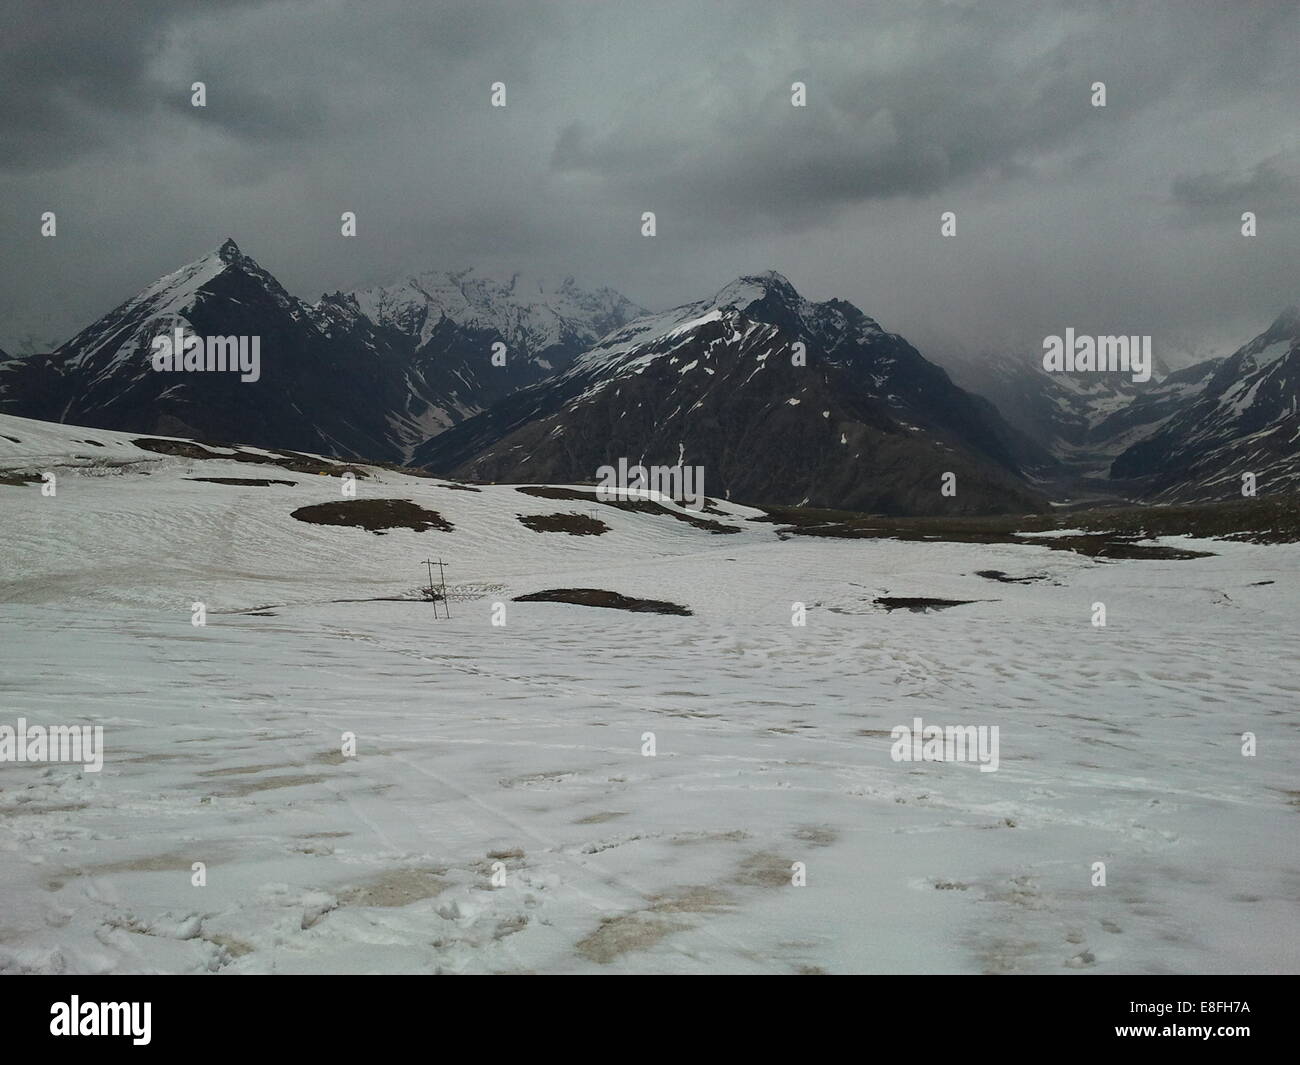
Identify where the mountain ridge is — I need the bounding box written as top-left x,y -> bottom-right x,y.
3,241 -> 1295,513
0,241 -> 644,463
416,271 -> 1049,515
1110,306 -> 1300,500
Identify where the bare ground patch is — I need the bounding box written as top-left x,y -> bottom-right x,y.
0,801 -> 90,817
290,499 -> 452,534
514,588 -> 692,616
874,596 -> 983,613
48,849 -> 223,890
773,504 -> 1235,556
206,933 -> 255,959
670,829 -> 749,845
187,476 -> 296,487
117,752 -> 194,764
975,569 -> 1048,584
574,811 -> 629,825
577,912 -> 687,963
517,512 -> 610,536
735,851 -> 795,888
792,825 -> 838,847
198,762 -> 297,777
337,867 -> 448,908
203,773 -> 328,797
132,437 -> 365,478
576,885 -> 734,964
515,485 -> 740,533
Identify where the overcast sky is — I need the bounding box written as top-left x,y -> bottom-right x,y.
1,0 -> 1296,367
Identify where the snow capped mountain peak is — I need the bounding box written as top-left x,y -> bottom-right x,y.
699,273 -> 887,353
1271,304 -> 1300,330
31,238 -> 306,395
1229,304 -> 1300,372
562,271 -> 909,387
709,271 -> 800,311
114,238 -> 287,325
1256,304 -> 1300,348
305,268 -> 648,457
216,236 -> 244,262
416,267 -> 1042,512
333,267 -> 644,359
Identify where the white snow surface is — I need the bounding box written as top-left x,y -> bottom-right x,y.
0,413 -> 1297,975
63,252 -> 232,374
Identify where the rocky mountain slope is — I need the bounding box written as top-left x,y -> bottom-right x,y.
315,269 -> 644,448
1111,307 -> 1300,501
0,245 -> 643,463
416,272 -> 1047,515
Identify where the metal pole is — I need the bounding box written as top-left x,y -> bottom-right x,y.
422,559 -> 443,618
437,559 -> 450,618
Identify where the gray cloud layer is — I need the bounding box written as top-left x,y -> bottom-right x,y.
0,0 -> 1296,365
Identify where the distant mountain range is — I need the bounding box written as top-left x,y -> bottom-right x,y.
1,239 -> 1295,512
948,308 -> 1300,504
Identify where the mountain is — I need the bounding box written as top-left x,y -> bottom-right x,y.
0,328 -> 61,359
0,246 -> 645,464
0,239 -> 426,461
1110,307 -> 1300,501
414,272 -> 1047,515
1088,357 -> 1224,464
946,349 -> 1225,506
13,241 -> 1288,514
329,268 -> 642,373
315,269 -> 644,447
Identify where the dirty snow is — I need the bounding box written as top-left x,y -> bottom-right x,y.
0,414 -> 1296,975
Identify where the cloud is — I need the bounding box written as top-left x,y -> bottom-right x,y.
0,0 -> 1297,360
547,1 -> 1297,232
1170,157 -> 1300,220
0,0 -> 565,171
0,0 -> 265,170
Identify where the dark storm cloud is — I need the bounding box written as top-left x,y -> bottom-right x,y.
0,0 -> 264,169
160,84 -> 329,144
0,0 -> 1296,362
1170,157 -> 1300,221
550,1 -> 1296,228
0,0 -> 562,169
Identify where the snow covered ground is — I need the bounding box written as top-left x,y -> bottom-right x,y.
0,413 -> 1296,974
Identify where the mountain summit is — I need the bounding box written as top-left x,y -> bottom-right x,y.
0,245 -> 644,462
326,267 -> 643,369
415,272 -> 1046,514
314,267 -> 645,446
0,240 -> 419,458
